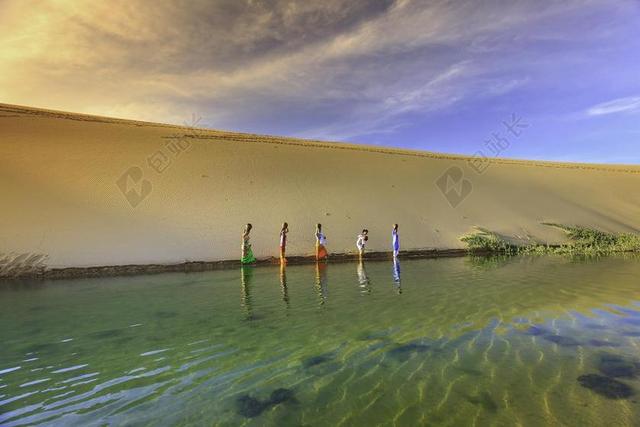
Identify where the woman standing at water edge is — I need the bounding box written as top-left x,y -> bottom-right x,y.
241,223 -> 256,264
392,224 -> 400,258
315,223 -> 328,261
356,229 -> 369,259
279,222 -> 289,263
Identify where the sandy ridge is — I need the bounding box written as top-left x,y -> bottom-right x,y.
3,103 -> 639,174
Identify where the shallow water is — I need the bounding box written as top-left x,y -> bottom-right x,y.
1,255 -> 640,426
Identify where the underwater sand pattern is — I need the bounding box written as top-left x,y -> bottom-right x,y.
1,255 -> 640,425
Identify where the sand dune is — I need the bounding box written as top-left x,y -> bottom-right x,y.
1,103 -> 639,275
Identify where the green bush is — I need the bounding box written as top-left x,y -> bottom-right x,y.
460,229 -> 517,253
461,224 -> 640,256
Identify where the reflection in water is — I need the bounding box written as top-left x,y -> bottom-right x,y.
466,254 -> 512,270
392,258 -> 402,294
357,260 -> 371,294
2,256 -> 640,425
280,262 -> 290,310
315,262 -> 328,305
240,266 -> 254,320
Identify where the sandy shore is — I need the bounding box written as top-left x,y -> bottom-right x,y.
1,103 -> 639,277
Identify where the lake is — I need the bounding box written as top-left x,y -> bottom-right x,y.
1,255 -> 640,426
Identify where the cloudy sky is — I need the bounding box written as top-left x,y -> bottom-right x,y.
1,0 -> 639,163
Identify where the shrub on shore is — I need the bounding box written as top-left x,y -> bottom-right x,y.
460,229 -> 517,253
461,224 -> 640,256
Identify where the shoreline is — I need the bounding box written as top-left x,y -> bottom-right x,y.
0,248 -> 490,281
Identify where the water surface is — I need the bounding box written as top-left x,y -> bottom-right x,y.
1,255 -> 640,426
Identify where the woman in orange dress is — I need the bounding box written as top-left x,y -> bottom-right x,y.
279,222 -> 289,263
315,223 -> 328,260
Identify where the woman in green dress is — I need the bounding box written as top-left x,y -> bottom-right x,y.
241,223 -> 256,264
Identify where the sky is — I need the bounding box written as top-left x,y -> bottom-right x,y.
1,0 -> 639,163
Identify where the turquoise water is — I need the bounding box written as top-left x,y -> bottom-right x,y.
1,255 -> 640,426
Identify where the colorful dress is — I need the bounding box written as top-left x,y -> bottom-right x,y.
392,229 -> 400,257
280,230 -> 287,250
241,233 -> 256,264
316,232 -> 328,260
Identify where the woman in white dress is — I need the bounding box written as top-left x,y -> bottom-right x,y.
356,229 -> 369,259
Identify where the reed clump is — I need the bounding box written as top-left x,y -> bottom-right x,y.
461,224 -> 640,256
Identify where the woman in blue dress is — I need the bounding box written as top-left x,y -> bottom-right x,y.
392,224 -> 400,258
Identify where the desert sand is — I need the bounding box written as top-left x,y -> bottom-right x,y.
1,103 -> 639,276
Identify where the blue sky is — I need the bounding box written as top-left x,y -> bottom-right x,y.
1,0 -> 639,163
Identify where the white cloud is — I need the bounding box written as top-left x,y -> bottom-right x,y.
587,96 -> 640,116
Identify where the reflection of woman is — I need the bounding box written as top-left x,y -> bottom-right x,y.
392,257 -> 402,294
315,224 -> 328,261
357,260 -> 371,294
315,261 -> 328,305
240,266 -> 254,319
241,224 -> 256,264
280,262 -> 290,309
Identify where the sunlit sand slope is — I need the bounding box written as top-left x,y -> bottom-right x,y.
1,103 -> 639,272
